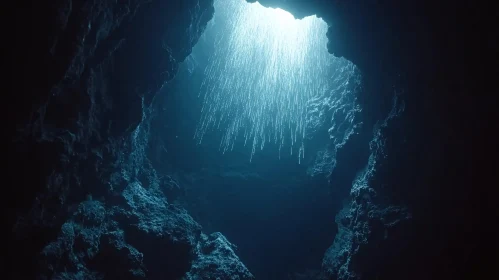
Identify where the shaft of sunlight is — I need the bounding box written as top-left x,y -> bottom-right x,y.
194,0 -> 357,162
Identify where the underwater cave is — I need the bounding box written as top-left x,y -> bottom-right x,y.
160,1 -> 360,278
6,0 -> 497,280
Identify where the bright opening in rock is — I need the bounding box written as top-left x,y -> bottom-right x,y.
192,0 -> 358,162
159,0 -> 362,279
270,7 -> 295,24
15,0 -> 488,279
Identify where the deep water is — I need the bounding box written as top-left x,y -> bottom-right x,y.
153,4 -> 362,279
158,59 -> 341,279
147,1 -> 355,280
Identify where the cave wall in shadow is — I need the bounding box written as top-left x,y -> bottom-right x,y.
249,0 -> 498,279
6,1 -> 255,279
8,0 -> 212,228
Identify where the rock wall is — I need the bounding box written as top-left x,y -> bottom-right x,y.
38,183 -> 253,279
250,0 -> 498,279
7,1 -> 253,279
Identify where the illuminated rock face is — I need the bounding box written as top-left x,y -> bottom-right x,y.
194,0 -> 358,162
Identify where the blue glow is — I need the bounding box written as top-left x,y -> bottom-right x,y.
194,0 -> 358,162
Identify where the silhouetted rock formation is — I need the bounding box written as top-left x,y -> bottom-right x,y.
7,1 -> 253,279
252,1 -> 497,279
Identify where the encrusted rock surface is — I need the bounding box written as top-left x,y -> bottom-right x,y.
185,232 -> 254,280
248,1 -> 497,279
40,199 -> 147,280
7,0 -> 252,279
322,96 -> 411,280
9,0 -> 214,229
39,182 -> 250,279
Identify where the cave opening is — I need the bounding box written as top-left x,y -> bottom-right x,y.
7,0 -> 496,279
156,0 -> 361,279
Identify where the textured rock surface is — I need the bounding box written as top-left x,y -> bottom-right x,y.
305,65 -> 362,178
39,184 -> 250,279
251,1 -> 497,279
6,1 -> 252,279
39,199 -> 147,279
322,95 -> 411,280
9,0 -> 214,228
185,232 -> 254,280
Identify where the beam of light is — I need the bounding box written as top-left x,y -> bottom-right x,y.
194,0 -> 359,162
272,8 -> 295,24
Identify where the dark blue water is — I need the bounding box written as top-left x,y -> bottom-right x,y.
156,60 -> 342,278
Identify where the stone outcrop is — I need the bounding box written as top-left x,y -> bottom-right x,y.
186,232 -> 254,280
322,95 -> 411,280
39,182 -> 251,279
7,1 -> 253,279
250,1 -> 497,279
